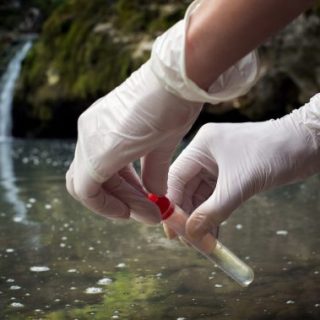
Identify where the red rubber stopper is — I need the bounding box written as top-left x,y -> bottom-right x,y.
148,194 -> 174,220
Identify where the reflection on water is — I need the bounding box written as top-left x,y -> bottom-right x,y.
0,141 -> 27,223
0,140 -> 319,320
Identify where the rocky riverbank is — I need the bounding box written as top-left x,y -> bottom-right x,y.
3,0 -> 320,138
12,0 -> 190,138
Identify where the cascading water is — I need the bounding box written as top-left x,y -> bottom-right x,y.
0,40 -> 32,223
0,40 -> 32,139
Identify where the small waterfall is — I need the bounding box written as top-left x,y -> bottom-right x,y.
0,40 -> 32,139
0,141 -> 28,222
0,40 -> 32,224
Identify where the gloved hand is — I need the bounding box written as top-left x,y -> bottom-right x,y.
65,0 -> 259,224
166,94 -> 320,240
66,60 -> 202,224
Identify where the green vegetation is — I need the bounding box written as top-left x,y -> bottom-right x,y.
6,0 -> 320,137
12,0 -> 189,137
41,272 -> 166,319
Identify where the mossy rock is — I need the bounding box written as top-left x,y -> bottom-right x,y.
12,0 -> 189,138
12,0 -> 320,137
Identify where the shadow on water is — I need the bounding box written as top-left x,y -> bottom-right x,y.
0,140 -> 319,320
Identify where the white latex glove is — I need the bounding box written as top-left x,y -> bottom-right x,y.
167,94 -> 320,240
66,61 -> 202,224
66,0 -> 259,224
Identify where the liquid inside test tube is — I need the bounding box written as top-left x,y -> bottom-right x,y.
148,194 -> 254,287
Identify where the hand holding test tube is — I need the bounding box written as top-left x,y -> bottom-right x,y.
148,194 -> 254,287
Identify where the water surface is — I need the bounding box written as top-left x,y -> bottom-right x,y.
0,140 -> 319,319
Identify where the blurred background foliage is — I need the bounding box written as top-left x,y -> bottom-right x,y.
0,0 -> 320,138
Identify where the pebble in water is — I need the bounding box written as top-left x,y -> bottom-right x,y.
116,263 -> 126,268
214,284 -> 223,288
45,204 -> 52,210
10,302 -> 24,308
30,266 -> 50,272
10,285 -> 21,290
97,278 -> 113,285
85,287 -> 103,294
286,300 -> 295,304
68,269 -> 77,273
177,317 -> 186,320
6,279 -> 15,283
276,230 -> 288,236
6,248 -> 14,253
235,224 -> 243,230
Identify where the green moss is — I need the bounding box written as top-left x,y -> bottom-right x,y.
13,0 -> 189,137
148,8 -> 185,34
113,0 -> 146,32
42,271 -> 166,319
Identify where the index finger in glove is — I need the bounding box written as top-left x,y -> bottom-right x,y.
67,160 -> 161,223
69,163 -> 130,219
103,168 -> 161,224
66,141 -> 132,219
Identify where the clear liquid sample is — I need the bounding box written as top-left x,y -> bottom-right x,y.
164,204 -> 254,287
200,240 -> 254,287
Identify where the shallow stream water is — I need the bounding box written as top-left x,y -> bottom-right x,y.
0,140 -> 319,320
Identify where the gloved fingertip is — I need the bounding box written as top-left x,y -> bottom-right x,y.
130,202 -> 161,225
117,207 -> 131,219
186,211 -> 212,242
108,211 -> 130,220
144,179 -> 167,197
163,223 -> 177,240
131,213 -> 160,225
104,203 -> 131,220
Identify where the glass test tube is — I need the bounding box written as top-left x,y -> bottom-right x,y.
148,194 -> 254,287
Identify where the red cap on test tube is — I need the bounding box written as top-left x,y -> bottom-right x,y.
148,194 -> 174,220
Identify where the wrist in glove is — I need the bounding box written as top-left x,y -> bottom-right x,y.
151,0 -> 259,104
